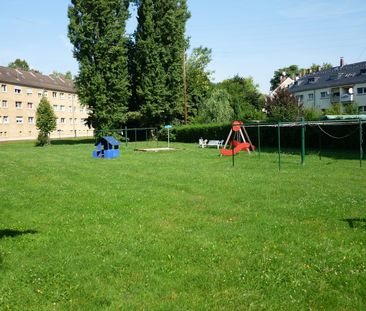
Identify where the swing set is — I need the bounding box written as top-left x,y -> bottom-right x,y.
220,121 -> 255,156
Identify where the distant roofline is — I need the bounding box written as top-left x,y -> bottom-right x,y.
289,60 -> 366,93
0,65 -> 76,93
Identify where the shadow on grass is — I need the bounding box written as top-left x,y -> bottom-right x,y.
342,218 -> 366,229
51,138 -> 95,146
0,229 -> 38,239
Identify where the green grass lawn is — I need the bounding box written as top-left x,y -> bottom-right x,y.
1,140 -> 365,310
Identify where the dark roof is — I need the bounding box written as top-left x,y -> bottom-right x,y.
98,136 -> 120,146
289,61 -> 366,93
0,66 -> 75,93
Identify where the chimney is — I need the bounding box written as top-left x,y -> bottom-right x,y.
340,57 -> 345,67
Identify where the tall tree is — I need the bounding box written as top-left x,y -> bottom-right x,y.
68,0 -> 130,133
218,75 -> 265,120
133,0 -> 190,127
36,97 -> 57,146
8,59 -> 30,71
186,46 -> 213,122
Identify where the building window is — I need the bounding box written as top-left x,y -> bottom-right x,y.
3,116 -> 9,124
44,90 -> 48,97
1,100 -> 8,108
320,91 -> 329,99
296,95 -> 304,102
308,93 -> 314,100
52,91 -> 57,98
308,77 -> 315,83
60,92 -> 64,99
1,84 -> 7,92
28,117 -> 34,124
15,101 -> 22,109
60,105 -> 65,111
68,106 -> 72,112
27,102 -> 33,109
14,86 -> 22,94
16,116 -> 23,124
357,87 -> 366,95
27,88 -> 33,95
60,118 -> 65,124
360,69 -> 366,75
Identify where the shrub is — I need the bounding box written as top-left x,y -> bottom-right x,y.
36,97 -> 56,146
325,102 -> 342,115
304,108 -> 322,121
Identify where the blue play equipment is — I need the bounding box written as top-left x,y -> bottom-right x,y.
93,136 -> 120,159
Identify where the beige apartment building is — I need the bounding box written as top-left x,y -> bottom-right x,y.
0,66 -> 92,141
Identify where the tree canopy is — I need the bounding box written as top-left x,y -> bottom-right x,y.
133,0 -> 190,127
68,0 -> 131,133
218,75 -> 265,121
186,46 -> 213,122
8,59 -> 30,71
266,88 -> 303,122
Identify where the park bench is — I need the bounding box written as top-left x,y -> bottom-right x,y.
206,140 -> 224,148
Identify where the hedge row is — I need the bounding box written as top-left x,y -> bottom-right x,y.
172,123 -> 365,150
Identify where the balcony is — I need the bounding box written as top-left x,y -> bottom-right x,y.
340,94 -> 354,102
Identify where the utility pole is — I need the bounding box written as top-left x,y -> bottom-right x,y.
183,50 -> 188,125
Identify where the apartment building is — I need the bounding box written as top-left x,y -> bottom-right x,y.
288,58 -> 366,114
0,66 -> 92,141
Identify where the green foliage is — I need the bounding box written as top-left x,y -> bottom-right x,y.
35,97 -> 57,146
68,0 -> 131,132
270,65 -> 301,91
133,0 -> 190,127
186,46 -> 213,121
8,58 -> 30,71
196,88 -> 233,123
266,88 -> 303,122
326,102 -> 343,115
52,70 -> 73,80
344,102 -> 359,115
172,122 -> 230,142
304,107 -> 322,121
310,62 -> 333,72
217,75 -> 265,121
36,132 -> 49,146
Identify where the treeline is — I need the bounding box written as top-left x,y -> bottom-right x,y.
67,0 -> 266,134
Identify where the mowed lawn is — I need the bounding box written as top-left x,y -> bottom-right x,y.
0,140 -> 365,310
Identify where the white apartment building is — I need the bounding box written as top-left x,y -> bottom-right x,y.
288,58 -> 366,114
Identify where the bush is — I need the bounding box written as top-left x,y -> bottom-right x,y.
304,108 -> 322,121
344,102 -> 359,115
325,102 -> 342,115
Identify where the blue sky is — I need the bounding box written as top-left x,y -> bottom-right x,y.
1,0 -> 366,92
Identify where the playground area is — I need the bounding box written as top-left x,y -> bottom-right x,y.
1,140 -> 365,310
